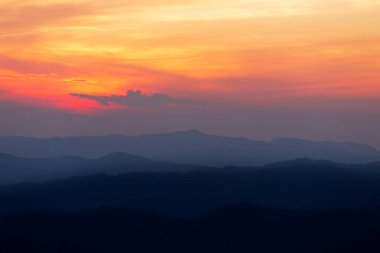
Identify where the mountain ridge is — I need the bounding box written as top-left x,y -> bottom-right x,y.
0,130 -> 379,166
0,152 -> 201,185
1,159 -> 380,216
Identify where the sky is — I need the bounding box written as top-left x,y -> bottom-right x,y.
1,0 -> 380,147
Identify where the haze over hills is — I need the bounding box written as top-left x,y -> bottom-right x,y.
2,149 -> 380,185
1,158 -> 380,216
0,152 -> 201,185
0,130 -> 379,166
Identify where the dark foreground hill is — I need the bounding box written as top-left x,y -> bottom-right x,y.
1,205 -> 380,253
1,159 -> 380,216
1,130 -> 379,166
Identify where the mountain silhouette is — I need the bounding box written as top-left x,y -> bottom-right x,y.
1,159 -> 380,216
0,152 -> 200,184
2,151 -> 380,185
0,130 -> 379,166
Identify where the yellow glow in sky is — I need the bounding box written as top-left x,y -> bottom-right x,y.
0,0 -> 379,111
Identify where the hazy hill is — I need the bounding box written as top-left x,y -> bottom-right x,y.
0,152 -> 199,184
1,159 -> 380,216
0,130 -> 379,166
2,150 -> 380,185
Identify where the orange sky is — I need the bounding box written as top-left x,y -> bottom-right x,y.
1,0 -> 380,112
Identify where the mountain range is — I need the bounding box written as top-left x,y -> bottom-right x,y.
1,157 -> 380,216
2,150 -> 380,185
0,152 -> 200,185
1,130 -> 380,252
1,130 -> 379,166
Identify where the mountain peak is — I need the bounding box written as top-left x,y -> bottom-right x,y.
100,152 -> 149,161
172,129 -> 205,136
271,138 -> 312,144
266,158 -> 337,168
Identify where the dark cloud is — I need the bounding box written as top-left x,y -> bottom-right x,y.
0,75 -> 17,78
71,79 -> 89,82
71,90 -> 190,107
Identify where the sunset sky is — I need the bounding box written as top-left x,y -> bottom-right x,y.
1,0 -> 380,146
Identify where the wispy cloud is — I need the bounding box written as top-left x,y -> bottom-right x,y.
0,55 -> 68,75
0,3 -> 93,31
